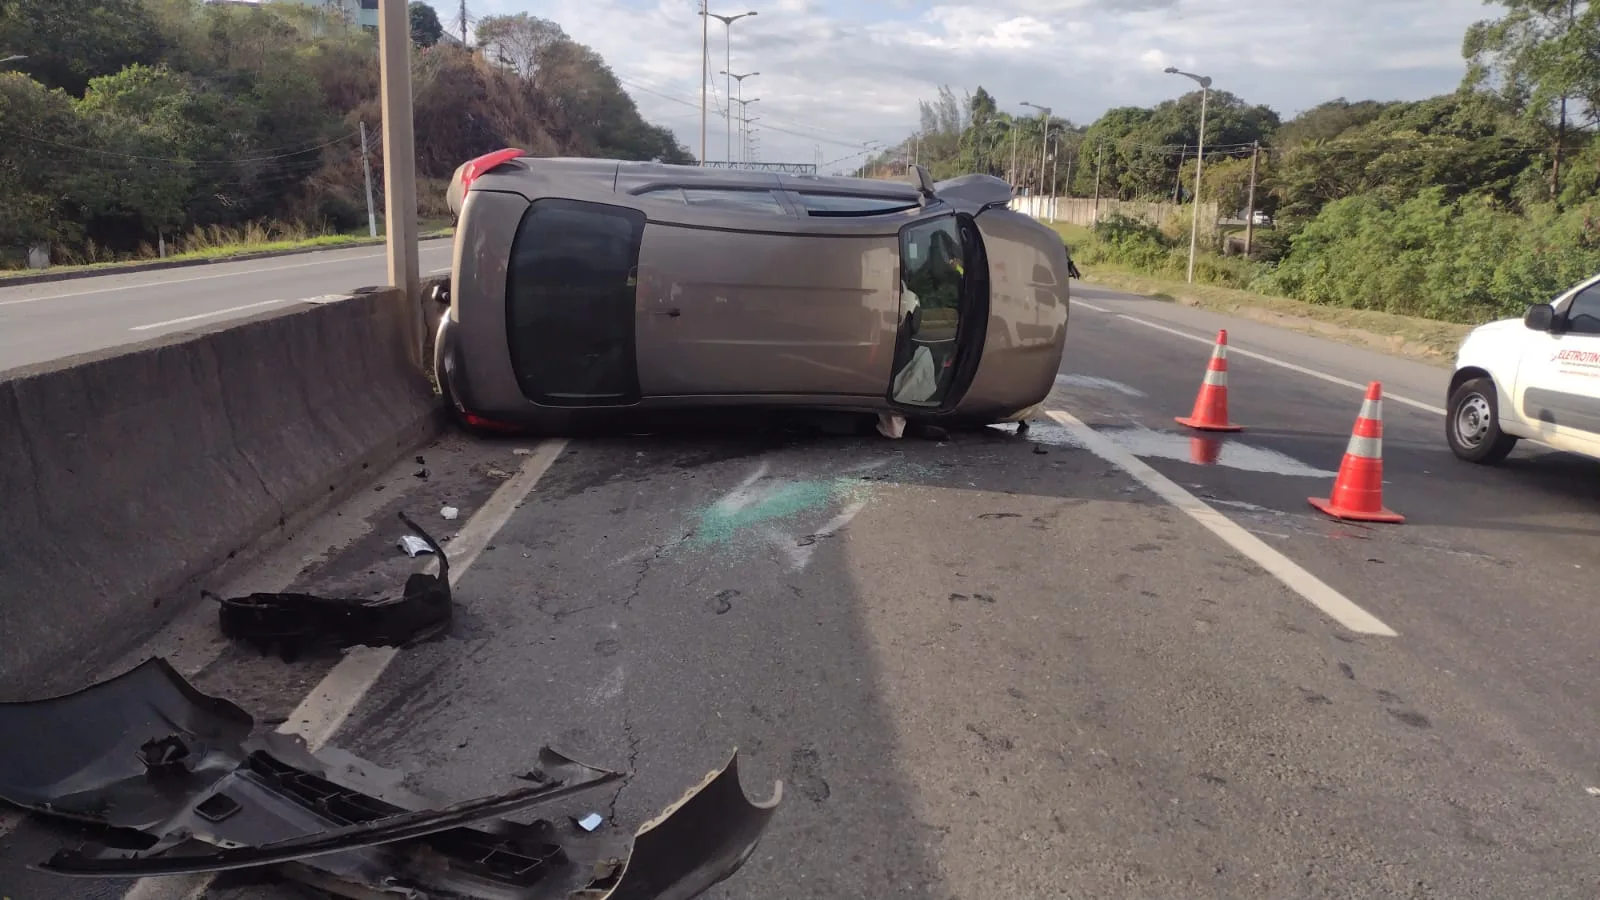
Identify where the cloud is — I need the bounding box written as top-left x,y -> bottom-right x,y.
473,0 -> 1492,171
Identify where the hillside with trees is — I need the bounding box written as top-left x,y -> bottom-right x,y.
0,0 -> 692,266
880,1 -> 1600,325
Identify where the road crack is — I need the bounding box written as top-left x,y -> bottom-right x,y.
607,704 -> 643,826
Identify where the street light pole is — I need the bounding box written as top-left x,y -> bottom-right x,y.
699,0 -> 708,166
704,10 -> 758,164
723,72 -> 757,161
1165,66 -> 1212,284
378,0 -> 421,367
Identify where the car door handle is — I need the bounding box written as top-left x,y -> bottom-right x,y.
653,308 -> 681,317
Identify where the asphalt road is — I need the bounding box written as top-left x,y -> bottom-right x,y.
0,239 -> 454,372
6,283 -> 1600,898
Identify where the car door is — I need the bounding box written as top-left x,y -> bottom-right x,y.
629,185 -> 900,399
1513,277 -> 1600,456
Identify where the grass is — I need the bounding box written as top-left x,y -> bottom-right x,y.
0,217 -> 456,280
1052,222 -> 1473,368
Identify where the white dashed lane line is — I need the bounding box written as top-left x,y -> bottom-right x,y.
1046,409 -> 1398,637
1067,298 -> 1447,416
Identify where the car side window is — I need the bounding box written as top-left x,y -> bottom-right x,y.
635,187 -> 786,215
797,193 -> 920,216
1565,283 -> 1600,336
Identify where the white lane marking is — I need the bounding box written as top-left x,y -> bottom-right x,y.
129,298 -> 291,331
1066,299 -> 1446,416
430,266 -> 452,274
119,438 -> 569,900
1046,409 -> 1398,637
0,243 -> 451,307
1072,298 -> 1111,313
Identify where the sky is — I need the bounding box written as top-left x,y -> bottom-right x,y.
469,0 -> 1503,172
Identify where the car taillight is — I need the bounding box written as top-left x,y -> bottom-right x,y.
459,148 -> 525,194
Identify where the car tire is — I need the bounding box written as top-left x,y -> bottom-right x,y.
1446,375 -> 1517,465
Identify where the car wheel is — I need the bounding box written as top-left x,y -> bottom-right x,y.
1447,376 -> 1517,464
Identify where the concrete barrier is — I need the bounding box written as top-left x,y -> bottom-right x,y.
0,287 -> 441,697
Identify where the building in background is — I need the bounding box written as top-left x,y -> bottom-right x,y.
267,0 -> 379,32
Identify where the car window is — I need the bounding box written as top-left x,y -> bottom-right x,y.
797,193 -> 920,216
636,186 -> 787,215
1565,283 -> 1600,336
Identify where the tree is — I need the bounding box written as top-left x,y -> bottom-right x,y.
0,0 -> 164,95
1463,0 -> 1600,199
409,2 -> 443,47
475,13 -> 567,85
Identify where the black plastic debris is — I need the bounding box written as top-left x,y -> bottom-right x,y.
0,659 -> 783,899
207,512 -> 452,661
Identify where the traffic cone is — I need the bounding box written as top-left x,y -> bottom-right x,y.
1309,381 -> 1404,524
1176,330 -> 1244,432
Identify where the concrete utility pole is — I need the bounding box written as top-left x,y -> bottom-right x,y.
1022,102 -> 1050,202
360,120 -> 377,238
1048,133 -> 1059,223
1165,66 -> 1212,284
379,0 -> 421,366
704,9 -> 757,163
1091,140 -> 1104,224
1009,124 -> 1019,188
1243,139 -> 1261,257
457,0 -> 467,45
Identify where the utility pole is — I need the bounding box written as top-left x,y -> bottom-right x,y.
1243,139 -> 1260,258
360,120 -> 377,238
379,0 -> 421,367
458,0 -> 467,45
1048,134 -> 1059,223
1009,125 -> 1019,188
1091,140 -> 1104,224
1173,145 -> 1184,204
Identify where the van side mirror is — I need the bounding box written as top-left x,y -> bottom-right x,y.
1525,303 -> 1556,332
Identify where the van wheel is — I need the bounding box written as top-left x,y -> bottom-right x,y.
1447,376 -> 1517,464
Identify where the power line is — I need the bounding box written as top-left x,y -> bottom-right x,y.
0,128 -> 359,166
614,76 -> 886,150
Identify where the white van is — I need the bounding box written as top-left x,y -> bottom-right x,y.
1447,272 -> 1600,464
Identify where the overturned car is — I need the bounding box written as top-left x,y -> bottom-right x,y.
434,154 -> 1072,436
0,657 -> 781,898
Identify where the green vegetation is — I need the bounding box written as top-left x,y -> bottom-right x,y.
884,1 -> 1600,326
0,0 -> 692,269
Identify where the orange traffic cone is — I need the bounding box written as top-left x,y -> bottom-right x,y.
1176,329 -> 1243,432
1309,381 -> 1404,524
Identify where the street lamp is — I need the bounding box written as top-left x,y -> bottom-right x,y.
726,77 -> 757,161
703,10 -> 757,163
1022,101 -> 1052,207
1165,66 -> 1212,284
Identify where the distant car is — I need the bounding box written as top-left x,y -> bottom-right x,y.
432,151 -> 1072,434
1447,271 -> 1600,464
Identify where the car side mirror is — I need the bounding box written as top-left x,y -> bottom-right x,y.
1524,303 -> 1556,332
